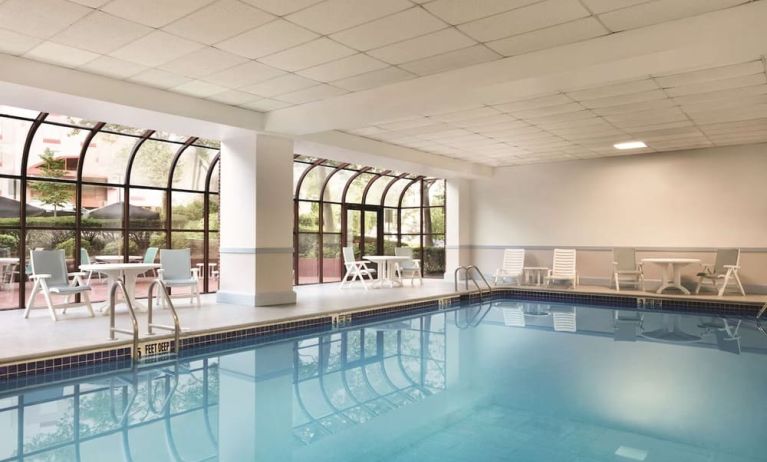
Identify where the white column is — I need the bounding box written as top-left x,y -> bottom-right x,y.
444,178 -> 473,280
217,131 -> 296,306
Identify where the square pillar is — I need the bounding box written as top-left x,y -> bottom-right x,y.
217,132 -> 296,306
444,178 -> 473,280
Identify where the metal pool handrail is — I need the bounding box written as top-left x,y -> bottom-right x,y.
757,302 -> 767,336
108,280 -> 139,361
454,265 -> 492,300
146,279 -> 182,355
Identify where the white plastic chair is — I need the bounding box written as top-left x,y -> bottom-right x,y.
394,247 -> 422,286
493,248 -> 525,285
612,248 -> 645,291
158,249 -> 200,308
24,249 -> 94,321
545,248 -> 578,288
340,246 -> 376,290
695,248 -> 745,296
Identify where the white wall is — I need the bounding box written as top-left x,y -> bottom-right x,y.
468,143 -> 767,290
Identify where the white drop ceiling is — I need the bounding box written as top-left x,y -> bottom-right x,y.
0,0 -> 765,166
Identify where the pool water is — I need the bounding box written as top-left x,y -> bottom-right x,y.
1,300 -> 766,462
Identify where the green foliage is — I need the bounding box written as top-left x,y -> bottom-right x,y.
30,149 -> 72,217
0,232 -> 19,250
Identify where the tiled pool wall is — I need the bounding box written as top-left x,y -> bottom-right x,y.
1,289 -> 762,384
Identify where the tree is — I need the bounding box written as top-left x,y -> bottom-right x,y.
30,148 -> 71,217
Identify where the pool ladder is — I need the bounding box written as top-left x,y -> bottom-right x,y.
757,302 -> 767,336
454,265 -> 492,301
107,279 -> 183,362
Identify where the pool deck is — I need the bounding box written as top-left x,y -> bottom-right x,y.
0,280 -> 765,365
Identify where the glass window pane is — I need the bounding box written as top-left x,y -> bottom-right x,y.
383,208 -> 397,234
209,194 -> 219,230
171,231 -> 205,291
81,132 -> 136,184
293,162 -> 311,196
171,191 -> 205,230
27,123 -> 87,179
425,179 -> 445,206
423,207 -> 444,235
323,169 -> 354,203
297,201 -> 318,232
26,180 -> 76,227
128,188 -> 165,229
401,180 -> 421,207
102,123 -> 146,136
26,230 -> 76,270
401,208 -> 421,234
298,165 -> 335,200
383,178 -> 409,207
345,173 -> 374,204
208,160 -> 219,193
209,231 -> 219,292
383,235 -> 397,256
322,203 -> 340,233
322,234 -> 341,283
297,233 -> 318,284
81,231 -> 123,302
172,146 -> 216,191
0,116 -> 32,176
0,178 -> 21,227
130,140 -> 175,188
81,184 -> 124,229
129,231 -> 166,262
45,113 -> 98,128
400,235 -> 422,261
424,234 -> 445,276
363,175 -> 389,205
0,230 -> 20,310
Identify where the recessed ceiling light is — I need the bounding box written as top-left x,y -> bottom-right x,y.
613,141 -> 647,150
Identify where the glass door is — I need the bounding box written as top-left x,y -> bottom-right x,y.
344,205 -> 383,261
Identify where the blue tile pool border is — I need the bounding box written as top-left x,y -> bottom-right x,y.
1,288 -> 762,382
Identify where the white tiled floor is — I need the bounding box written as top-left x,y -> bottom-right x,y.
0,279 -> 763,364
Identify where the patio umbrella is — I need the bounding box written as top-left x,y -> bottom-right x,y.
0,196 -> 44,218
85,201 -> 160,220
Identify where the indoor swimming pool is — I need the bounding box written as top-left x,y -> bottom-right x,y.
1,300 -> 765,462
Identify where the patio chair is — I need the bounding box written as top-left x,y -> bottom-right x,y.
394,247 -> 422,286
340,246 -> 376,290
695,248 -> 745,296
493,248 -> 525,285
23,249 -> 94,321
545,249 -> 578,288
157,249 -> 200,308
80,248 -> 105,285
140,247 -> 159,277
612,248 -> 645,291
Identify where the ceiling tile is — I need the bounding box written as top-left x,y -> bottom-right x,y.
51,11 -> 152,54
102,0 -> 215,28
110,30 -> 204,67
430,107 -> 501,123
258,38 -> 356,72
580,0 -> 649,14
655,60 -> 764,88
399,44 -> 500,76
458,0 -> 590,42
25,41 -> 98,67
0,0 -> 90,39
424,0 -> 541,25
206,89 -> 259,105
275,84 -> 348,104
330,7 -> 447,51
331,66 -> 415,91
240,0 -> 323,16
128,68 -> 193,89
68,0 -> 110,6
494,94 -> 571,112
512,102 -> 584,119
671,84 -> 767,105
296,53 -> 389,82
590,97 -> 677,116
204,61 -> 286,88
160,47 -> 248,78
665,73 -> 766,97
368,28 -> 476,65
0,28 -> 41,55
240,98 -> 294,111
216,19 -> 317,59
567,79 -> 658,101
580,89 -> 667,109
79,56 -> 147,78
598,0 -> 749,32
163,0 -> 274,44
172,80 -> 229,97
286,0 -> 412,35
487,17 -> 609,57
242,74 -> 319,97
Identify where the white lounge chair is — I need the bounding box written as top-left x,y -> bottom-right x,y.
695,248 -> 745,296
394,247 -> 422,286
545,248 -> 578,288
612,248 -> 645,291
340,246 -> 376,289
158,249 -> 200,308
493,248 -> 525,285
24,249 -> 94,321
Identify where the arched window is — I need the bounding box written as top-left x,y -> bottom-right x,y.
0,105 -> 221,310
293,156 -> 446,285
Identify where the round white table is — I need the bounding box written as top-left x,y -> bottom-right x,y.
363,256 -> 412,288
641,258 -> 701,294
94,255 -> 142,263
80,262 -> 161,312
